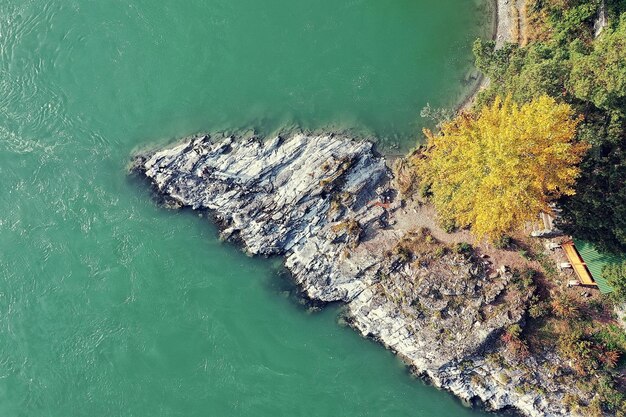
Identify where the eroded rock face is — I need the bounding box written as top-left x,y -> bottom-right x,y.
132,133 -> 586,417
136,133 -> 390,302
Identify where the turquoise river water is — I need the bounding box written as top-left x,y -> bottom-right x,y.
0,1 -> 498,416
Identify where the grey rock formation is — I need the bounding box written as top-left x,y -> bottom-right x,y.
133,133 -> 587,417
135,133 -> 390,302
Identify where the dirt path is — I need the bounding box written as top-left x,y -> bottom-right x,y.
398,202 -> 538,269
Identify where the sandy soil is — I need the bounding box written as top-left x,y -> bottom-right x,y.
390,200 -> 539,273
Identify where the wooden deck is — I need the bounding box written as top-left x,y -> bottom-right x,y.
562,241 -> 597,286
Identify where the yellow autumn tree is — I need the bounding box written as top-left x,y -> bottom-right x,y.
417,95 -> 588,241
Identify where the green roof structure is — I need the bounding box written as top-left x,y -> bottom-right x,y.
573,239 -> 625,294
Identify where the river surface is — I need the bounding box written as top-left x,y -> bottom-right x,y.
0,1 -> 495,416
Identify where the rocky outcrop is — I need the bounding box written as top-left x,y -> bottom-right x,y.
132,133 -> 589,417
135,133 -> 391,302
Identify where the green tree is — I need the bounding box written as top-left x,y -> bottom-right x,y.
603,261 -> 626,302
569,15 -> 626,110
559,140 -> 626,254
472,39 -> 569,107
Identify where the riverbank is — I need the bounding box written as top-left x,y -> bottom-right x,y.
132,132 -> 600,417
458,0 -> 525,111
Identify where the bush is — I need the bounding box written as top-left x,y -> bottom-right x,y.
596,374 -> 626,413
557,328 -> 595,368
454,242 -> 473,255
494,235 -> 513,249
593,324 -> 626,353
551,293 -> 580,319
562,393 -> 580,412
419,182 -> 433,199
512,268 -> 536,290
394,245 -> 412,263
506,324 -> 523,338
603,261 -> 626,303
441,219 -> 457,234
497,372 -> 511,385
529,298 -> 549,319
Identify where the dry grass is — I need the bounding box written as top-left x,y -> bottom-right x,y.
388,227 -> 448,266
524,0 -> 555,42
511,1 -> 521,44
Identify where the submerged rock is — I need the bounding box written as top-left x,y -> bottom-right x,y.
132,133 -> 589,417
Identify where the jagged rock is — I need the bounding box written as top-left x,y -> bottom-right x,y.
132,133 -> 588,417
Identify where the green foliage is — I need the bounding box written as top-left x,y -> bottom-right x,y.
603,261 -> 626,302
593,324 -> 626,353
433,246 -> 446,258
497,372 -> 511,385
559,132 -> 626,253
419,182 -> 432,199
529,298 -> 549,319
453,242 -> 473,255
493,235 -> 513,249
441,219 -> 456,234
595,374 -> 626,414
557,328 -> 595,363
607,0 -> 626,19
506,323 -> 523,338
563,19 -> 626,251
551,293 -> 580,319
569,15 -> 626,110
549,0 -> 599,44
513,268 -> 536,290
473,40 -> 569,106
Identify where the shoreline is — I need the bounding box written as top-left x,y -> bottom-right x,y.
457,0 -> 520,112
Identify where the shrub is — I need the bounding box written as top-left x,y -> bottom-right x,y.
506,324 -> 523,338
551,293 -> 579,319
419,182 -> 433,199
529,298 -> 549,319
562,393 -> 580,412
593,324 -> 626,356
454,242 -> 473,255
603,261 -> 626,303
497,372 -> 511,385
557,328 -> 595,369
433,246 -> 446,258
441,219 -> 457,234
598,349 -> 621,369
494,235 -> 513,249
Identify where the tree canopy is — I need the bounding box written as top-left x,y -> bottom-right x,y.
417,95 -> 588,241
569,15 -> 626,110
558,15 -> 626,253
603,261 -> 626,302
